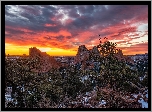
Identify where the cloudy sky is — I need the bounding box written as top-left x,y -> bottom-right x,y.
5,5 -> 148,56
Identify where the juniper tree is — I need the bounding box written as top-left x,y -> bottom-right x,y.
97,38 -> 140,92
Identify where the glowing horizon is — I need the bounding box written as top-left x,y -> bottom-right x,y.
5,43 -> 148,56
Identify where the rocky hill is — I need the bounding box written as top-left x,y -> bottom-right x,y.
29,47 -> 61,73
75,45 -> 101,62
75,45 -> 90,63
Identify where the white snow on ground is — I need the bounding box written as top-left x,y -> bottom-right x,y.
138,90 -> 148,108
81,75 -> 89,83
138,98 -> 148,108
145,89 -> 148,98
5,94 -> 13,102
86,92 -> 90,96
99,100 -> 106,105
139,77 -> 143,81
132,94 -> 138,98
83,96 -> 91,103
146,94 -> 148,98
131,89 -> 148,108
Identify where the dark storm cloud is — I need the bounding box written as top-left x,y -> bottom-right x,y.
5,27 -> 24,34
65,5 -> 147,32
19,5 -> 41,15
5,5 -> 148,41
5,5 -> 60,34
18,7 -> 59,32
40,6 -> 57,19
44,35 -> 65,41
65,5 -> 101,30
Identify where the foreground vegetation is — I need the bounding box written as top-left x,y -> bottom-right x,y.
5,39 -> 148,108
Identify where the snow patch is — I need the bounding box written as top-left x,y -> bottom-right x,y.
99,100 -> 106,105
139,77 -> 144,81
146,94 -> 148,98
138,98 -> 148,108
133,94 -> 138,98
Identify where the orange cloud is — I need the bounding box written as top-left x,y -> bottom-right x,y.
59,30 -> 72,37
117,42 -> 148,55
44,24 -> 56,27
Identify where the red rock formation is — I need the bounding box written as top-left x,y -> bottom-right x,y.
75,45 -> 101,62
114,49 -> 124,61
29,47 -> 61,73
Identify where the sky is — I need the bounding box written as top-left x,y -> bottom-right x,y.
5,5 -> 148,56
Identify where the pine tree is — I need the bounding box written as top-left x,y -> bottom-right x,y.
97,38 -> 140,93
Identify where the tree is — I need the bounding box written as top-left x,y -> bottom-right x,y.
97,41 -> 118,57
97,39 -> 140,93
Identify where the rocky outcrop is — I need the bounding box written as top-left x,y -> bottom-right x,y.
74,45 -> 101,70
89,46 -> 101,58
75,45 -> 90,63
76,45 -> 89,56
114,49 -> 134,64
75,45 -> 101,63
29,47 -> 61,73
113,49 -> 125,61
91,46 -> 100,55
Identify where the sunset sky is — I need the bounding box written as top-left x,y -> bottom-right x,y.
5,5 -> 148,56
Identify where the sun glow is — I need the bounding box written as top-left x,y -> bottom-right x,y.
5,43 -> 77,56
